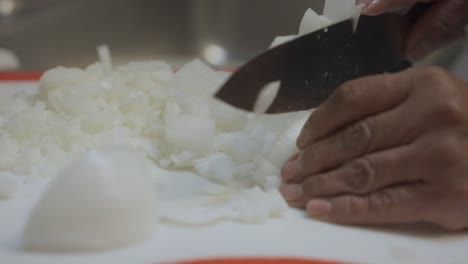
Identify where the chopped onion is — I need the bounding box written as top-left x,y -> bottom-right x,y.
193,153 -> 235,185
0,48 -> 20,71
323,0 -> 362,30
352,4 -> 363,30
227,187 -> 288,224
160,185 -> 287,226
269,35 -> 298,49
318,16 -> 333,28
253,81 -> 281,114
97,45 -> 113,70
210,100 -> 248,132
170,151 -> 196,168
271,0 -> 362,51
267,113 -> 310,166
253,158 -> 281,191
164,115 -> 215,154
299,8 -> 322,35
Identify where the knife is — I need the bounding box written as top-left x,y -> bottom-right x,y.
215,13 -> 412,114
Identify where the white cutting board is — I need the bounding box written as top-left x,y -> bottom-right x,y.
0,80 -> 467,264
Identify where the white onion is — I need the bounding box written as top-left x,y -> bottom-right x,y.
227,187 -> 288,224
22,147 -> 158,252
253,158 -> 281,191
164,115 -> 215,155
0,172 -> 19,199
253,81 -> 281,114
97,45 -> 113,70
160,185 -> 287,226
0,48 -> 20,71
352,4 -> 363,30
271,0 -> 362,51
215,132 -> 263,163
323,0 -> 362,30
170,151 -> 195,168
269,35 -> 298,49
210,100 -> 248,132
193,153 -> 235,185
267,112 -> 311,166
299,8 -> 322,35
318,16 -> 333,28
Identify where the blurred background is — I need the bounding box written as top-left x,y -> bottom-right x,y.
0,0 -> 466,80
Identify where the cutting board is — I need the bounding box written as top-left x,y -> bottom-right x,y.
0,75 -> 467,264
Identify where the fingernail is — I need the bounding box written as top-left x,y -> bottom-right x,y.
357,0 -> 379,14
280,184 -> 303,201
356,0 -> 375,5
281,159 -> 302,181
307,199 -> 332,217
296,130 -> 310,149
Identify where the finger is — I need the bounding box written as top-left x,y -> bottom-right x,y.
306,184 -> 429,225
297,69 -> 415,150
292,102 -> 423,178
359,0 -> 436,15
282,145 -> 422,208
302,145 -> 421,200
281,153 -> 301,181
406,0 -> 468,61
287,152 -> 300,162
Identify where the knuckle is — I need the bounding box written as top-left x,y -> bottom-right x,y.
299,147 -> 322,175
424,67 -> 457,95
432,11 -> 460,38
341,120 -> 373,155
424,66 -> 450,83
437,220 -> 467,231
417,67 -> 443,89
434,99 -> 465,124
342,157 -> 376,194
433,139 -> 463,168
419,67 -> 466,124
303,176 -> 324,196
333,82 -> 363,107
367,190 -> 396,217
343,196 -> 366,216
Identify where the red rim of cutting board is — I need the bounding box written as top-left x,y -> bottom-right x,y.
173,258 -> 345,264
0,72 -> 43,81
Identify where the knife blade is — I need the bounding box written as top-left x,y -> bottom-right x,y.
215,14 -> 412,114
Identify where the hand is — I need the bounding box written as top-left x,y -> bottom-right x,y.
280,67 -> 468,230
359,0 -> 468,61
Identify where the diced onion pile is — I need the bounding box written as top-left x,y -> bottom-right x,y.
0,58 -> 306,190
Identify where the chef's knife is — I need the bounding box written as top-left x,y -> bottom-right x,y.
215,14 -> 412,113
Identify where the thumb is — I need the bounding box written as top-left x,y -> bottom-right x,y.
406,0 -> 468,61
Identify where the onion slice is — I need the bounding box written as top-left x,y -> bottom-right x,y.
97,45 -> 113,70
323,0 -> 362,30
0,172 -> 18,199
253,81 -> 281,114
22,147 -> 158,253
